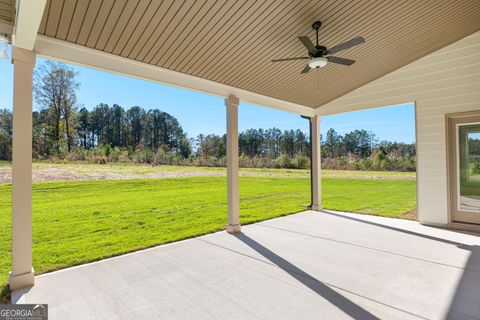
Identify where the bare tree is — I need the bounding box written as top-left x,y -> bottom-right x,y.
34,61 -> 79,153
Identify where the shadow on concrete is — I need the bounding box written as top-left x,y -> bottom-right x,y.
11,285 -> 33,304
445,248 -> 480,319
323,210 -> 465,246
322,210 -> 480,319
234,232 -> 380,320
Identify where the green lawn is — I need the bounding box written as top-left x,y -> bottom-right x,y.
0,175 -> 416,298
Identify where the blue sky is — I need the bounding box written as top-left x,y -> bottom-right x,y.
0,48 -> 415,143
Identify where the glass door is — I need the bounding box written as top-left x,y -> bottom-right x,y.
449,114 -> 480,224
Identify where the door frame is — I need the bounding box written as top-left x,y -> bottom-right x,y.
446,110 -> 480,229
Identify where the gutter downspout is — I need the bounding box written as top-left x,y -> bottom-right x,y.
301,115 -> 313,209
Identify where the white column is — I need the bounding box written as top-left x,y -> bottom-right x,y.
9,47 -> 35,291
311,115 -> 322,211
225,95 -> 241,233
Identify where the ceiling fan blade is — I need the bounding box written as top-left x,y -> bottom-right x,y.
298,36 -> 317,53
301,64 -> 311,74
327,56 -> 356,66
328,36 -> 365,54
271,57 -> 309,62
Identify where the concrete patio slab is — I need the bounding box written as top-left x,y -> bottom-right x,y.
13,210 -> 480,319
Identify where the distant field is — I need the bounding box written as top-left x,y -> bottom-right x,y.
0,162 -> 416,183
0,164 -> 416,299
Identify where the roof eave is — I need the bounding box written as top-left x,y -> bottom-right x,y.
34,35 -> 316,117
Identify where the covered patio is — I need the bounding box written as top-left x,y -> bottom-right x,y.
1,0 -> 480,318
13,210 -> 480,319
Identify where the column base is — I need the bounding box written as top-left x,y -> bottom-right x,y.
9,268 -> 35,291
226,224 -> 241,234
311,204 -> 322,211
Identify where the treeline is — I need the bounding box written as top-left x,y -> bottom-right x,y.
75,104 -> 191,158
0,103 -> 416,171
195,128 -> 310,168
0,61 -> 416,171
322,128 -> 416,171
194,128 -> 416,171
0,105 -> 311,168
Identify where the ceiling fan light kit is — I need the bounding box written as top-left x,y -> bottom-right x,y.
308,57 -> 328,69
271,20 -> 365,74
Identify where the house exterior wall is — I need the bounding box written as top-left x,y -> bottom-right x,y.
316,31 -> 480,226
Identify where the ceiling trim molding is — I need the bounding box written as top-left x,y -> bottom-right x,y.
34,35 -> 315,116
13,0 -> 47,50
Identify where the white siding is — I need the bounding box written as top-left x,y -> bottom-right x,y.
317,32 -> 480,226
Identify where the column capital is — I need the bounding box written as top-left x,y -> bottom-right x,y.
225,95 -> 239,107
12,46 -> 36,65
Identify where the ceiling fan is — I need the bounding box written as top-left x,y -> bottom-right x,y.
272,21 -> 365,74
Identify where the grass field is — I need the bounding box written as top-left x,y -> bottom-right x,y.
0,164 -> 416,300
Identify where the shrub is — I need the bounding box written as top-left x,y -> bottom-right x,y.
127,147 -> 135,160
110,147 -> 121,162
360,157 -> 372,170
104,144 -> 112,157
473,161 -> 480,175
153,148 -> 166,165
0,132 -> 11,160
239,153 -> 250,168
373,150 -> 386,169
27,143 -> 417,172
380,157 -> 391,170
272,155 -> 295,169
66,148 -> 87,161
144,148 -> 154,164
294,155 -> 310,169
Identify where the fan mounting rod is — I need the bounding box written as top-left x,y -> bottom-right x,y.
312,21 -> 322,46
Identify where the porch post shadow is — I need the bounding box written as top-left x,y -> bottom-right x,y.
234,233 -> 379,320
